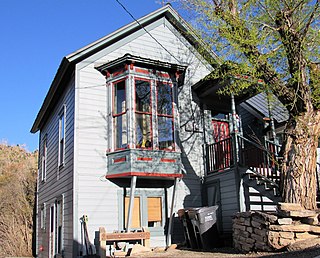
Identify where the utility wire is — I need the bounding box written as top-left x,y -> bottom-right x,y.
115,0 -> 181,63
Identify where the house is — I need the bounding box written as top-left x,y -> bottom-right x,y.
31,4 -> 290,258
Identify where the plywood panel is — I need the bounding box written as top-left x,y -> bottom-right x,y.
125,197 -> 141,228
148,197 -> 162,222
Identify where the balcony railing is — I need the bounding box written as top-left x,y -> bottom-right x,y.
206,135 -> 281,185
238,136 -> 281,185
206,137 -> 234,174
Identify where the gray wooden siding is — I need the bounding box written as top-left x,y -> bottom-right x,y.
37,77 -> 75,258
205,169 -> 239,234
74,17 -> 212,249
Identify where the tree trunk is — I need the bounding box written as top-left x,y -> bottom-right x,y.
281,110 -> 320,210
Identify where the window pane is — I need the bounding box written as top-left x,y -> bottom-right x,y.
114,80 -> 126,114
135,114 -> 152,148
59,111 -> 65,166
60,115 -> 65,139
147,197 -> 162,227
135,80 -> 151,113
158,116 -> 174,150
157,82 -> 172,115
114,114 -> 127,149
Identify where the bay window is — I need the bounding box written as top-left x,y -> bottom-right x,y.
95,54 -> 185,154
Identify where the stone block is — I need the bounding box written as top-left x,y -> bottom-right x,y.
295,232 -> 319,240
239,236 -> 247,243
269,224 -> 310,232
239,230 -> 250,238
278,202 -> 303,211
267,231 -> 282,250
241,242 -> 254,252
252,215 -> 266,225
255,211 -> 278,223
254,228 -> 267,236
246,226 -> 253,233
309,225 -> 320,234
278,209 -> 317,218
244,219 -> 251,226
233,223 -> 246,231
251,233 -> 265,242
246,238 -> 255,244
279,237 -> 295,247
277,218 -> 293,225
287,238 -> 320,251
251,220 -> 263,229
279,232 -> 294,239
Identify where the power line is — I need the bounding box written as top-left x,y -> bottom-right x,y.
115,0 -> 181,63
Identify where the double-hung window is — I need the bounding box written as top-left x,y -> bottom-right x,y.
58,107 -> 66,167
135,79 -> 152,149
41,136 -> 47,181
157,82 -> 174,150
40,203 -> 46,230
113,80 -> 127,150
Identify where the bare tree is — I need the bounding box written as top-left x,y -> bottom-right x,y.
0,143 -> 37,256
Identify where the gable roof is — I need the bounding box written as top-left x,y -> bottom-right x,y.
244,92 -> 289,123
31,4 -> 218,133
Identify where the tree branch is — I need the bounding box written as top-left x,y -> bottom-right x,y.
301,0 -> 319,39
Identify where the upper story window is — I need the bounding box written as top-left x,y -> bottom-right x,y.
41,135 -> 47,182
40,203 -> 46,230
113,79 -> 127,150
157,82 -> 174,150
95,54 -> 186,153
135,79 -> 152,149
58,106 -> 66,167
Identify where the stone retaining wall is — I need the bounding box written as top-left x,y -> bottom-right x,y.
233,203 -> 320,252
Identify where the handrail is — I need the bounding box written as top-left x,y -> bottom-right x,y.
238,135 -> 280,185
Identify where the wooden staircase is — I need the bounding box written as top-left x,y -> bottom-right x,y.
238,136 -> 282,211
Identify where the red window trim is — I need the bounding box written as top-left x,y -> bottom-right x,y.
160,158 -> 176,163
114,157 -> 127,163
113,78 -> 128,151
135,67 -> 150,75
137,157 -> 153,161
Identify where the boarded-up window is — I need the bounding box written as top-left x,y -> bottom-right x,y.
124,197 -> 141,228
147,197 -> 162,227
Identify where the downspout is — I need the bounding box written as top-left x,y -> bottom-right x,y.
200,104 -> 207,183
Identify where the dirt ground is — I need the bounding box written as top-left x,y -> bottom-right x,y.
129,246 -> 320,258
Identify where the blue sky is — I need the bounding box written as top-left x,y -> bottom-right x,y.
0,0 -> 168,152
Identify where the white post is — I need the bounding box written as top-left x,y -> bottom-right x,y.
126,176 -> 137,232
166,177 -> 178,247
